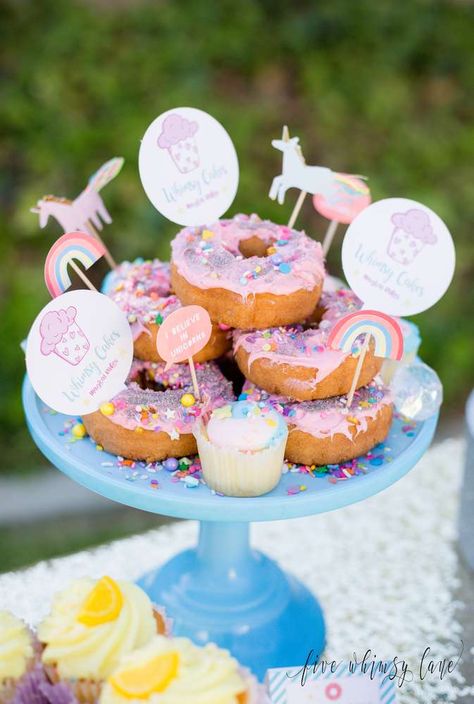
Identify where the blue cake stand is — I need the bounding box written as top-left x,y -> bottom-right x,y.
23,376 -> 437,680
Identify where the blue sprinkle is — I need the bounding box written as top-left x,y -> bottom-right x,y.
369,456 -> 384,466
278,262 -> 291,274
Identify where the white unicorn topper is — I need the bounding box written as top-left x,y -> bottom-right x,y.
269,129 -> 335,205
269,127 -> 367,229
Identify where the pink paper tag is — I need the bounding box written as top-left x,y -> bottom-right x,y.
156,305 -> 212,370
313,173 -> 371,224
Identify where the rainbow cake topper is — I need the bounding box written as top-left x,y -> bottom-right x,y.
44,231 -> 106,297
327,310 -> 404,361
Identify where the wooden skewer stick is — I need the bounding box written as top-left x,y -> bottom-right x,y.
322,220 -> 339,256
283,124 -> 307,229
188,357 -> 201,401
69,260 -> 97,292
346,334 -> 371,408
86,220 -> 117,270
288,190 -> 307,229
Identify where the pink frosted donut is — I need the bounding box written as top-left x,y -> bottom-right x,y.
233,288 -> 383,401
83,360 -> 234,462
241,378 -> 393,466
103,258 -> 230,363
170,213 -> 325,329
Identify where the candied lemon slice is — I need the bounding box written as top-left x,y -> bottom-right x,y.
77,576 -> 123,626
110,652 -> 179,698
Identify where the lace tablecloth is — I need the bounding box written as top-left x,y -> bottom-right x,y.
0,439 -> 472,703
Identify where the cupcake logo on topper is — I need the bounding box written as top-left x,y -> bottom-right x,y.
157,113 -> 200,174
39,306 -> 90,367
388,208 -> 437,266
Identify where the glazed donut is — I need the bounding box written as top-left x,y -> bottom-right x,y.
241,378 -> 392,466
170,213 -> 325,329
234,288 -> 383,401
103,259 -> 231,363
82,360 -> 234,462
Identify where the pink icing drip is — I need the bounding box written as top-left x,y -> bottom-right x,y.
242,378 -> 391,441
105,360 -> 234,439
233,288 -> 363,386
171,213 -> 325,298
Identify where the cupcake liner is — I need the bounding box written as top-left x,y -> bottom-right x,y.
194,421 -> 286,497
12,666 -> 50,704
39,679 -> 79,704
153,605 -> 172,636
43,666 -> 99,704
0,678 -> 18,704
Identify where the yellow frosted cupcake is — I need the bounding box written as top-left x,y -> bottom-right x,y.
100,634 -> 267,703
0,610 -> 35,704
38,576 -> 167,704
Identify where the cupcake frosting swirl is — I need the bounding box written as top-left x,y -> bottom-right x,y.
38,578 -> 157,680
0,611 -> 33,680
101,635 -> 247,704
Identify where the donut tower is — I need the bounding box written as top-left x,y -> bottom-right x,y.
84,213 -> 393,470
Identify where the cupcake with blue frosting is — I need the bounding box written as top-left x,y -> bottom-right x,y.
194,400 -> 288,497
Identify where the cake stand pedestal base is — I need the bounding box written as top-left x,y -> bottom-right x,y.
138,520 -> 325,680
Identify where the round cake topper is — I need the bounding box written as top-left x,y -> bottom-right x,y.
26,290 -> 133,416
139,107 -> 239,227
156,305 -> 212,370
341,197 -> 455,316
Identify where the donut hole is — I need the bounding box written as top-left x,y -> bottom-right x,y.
134,368 -> 167,393
238,235 -> 275,259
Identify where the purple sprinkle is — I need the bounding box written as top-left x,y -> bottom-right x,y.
163,457 -> 179,471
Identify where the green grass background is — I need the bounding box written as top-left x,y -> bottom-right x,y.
1,0 -> 473,474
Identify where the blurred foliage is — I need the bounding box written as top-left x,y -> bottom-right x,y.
0,0 -> 473,473
0,508 -> 164,572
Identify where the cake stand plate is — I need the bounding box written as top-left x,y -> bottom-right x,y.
23,376 -> 438,679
